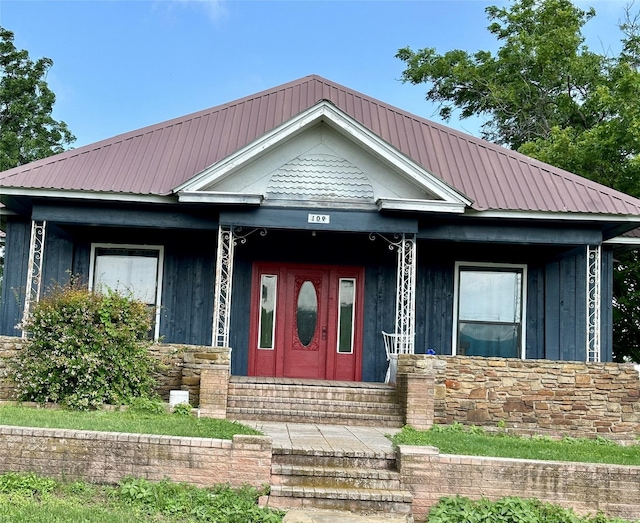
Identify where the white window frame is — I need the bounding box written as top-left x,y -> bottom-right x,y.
452,261 -> 527,359
89,243 -> 164,341
336,277 -> 356,354
257,274 -> 278,350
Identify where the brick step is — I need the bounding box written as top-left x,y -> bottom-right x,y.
266,485 -> 413,515
272,448 -> 397,470
227,385 -> 399,404
272,464 -> 402,490
227,407 -> 404,427
227,396 -> 402,413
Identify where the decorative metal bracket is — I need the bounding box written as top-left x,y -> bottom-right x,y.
21,220 -> 47,338
212,225 -> 267,349
586,244 -> 601,363
370,232 -> 417,354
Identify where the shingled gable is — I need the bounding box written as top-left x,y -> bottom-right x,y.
2,74 -> 640,221
175,100 -> 472,213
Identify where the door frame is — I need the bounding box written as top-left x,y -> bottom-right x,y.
247,262 -> 364,381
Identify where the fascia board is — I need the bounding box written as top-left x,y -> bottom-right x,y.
174,102 -> 473,208
467,208 -> 640,223
604,236 -> 640,245
377,197 -> 466,214
178,191 -> 263,205
0,187 -> 174,205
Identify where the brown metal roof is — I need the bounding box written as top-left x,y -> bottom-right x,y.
2,74 -> 640,215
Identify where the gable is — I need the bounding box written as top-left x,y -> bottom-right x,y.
176,101 -> 470,213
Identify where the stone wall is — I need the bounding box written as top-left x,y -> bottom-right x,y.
399,354 -> 640,442
0,336 -> 230,407
0,425 -> 272,489
398,445 -> 640,521
0,336 -> 20,401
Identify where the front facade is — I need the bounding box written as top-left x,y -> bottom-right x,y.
2,76 -> 640,381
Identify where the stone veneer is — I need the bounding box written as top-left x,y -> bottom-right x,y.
0,336 -> 230,407
398,354 -> 640,442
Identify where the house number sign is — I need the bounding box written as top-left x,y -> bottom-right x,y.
308,213 -> 330,224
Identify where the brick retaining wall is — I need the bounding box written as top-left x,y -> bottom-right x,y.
0,425 -> 272,489
398,445 -> 640,521
398,354 -> 640,442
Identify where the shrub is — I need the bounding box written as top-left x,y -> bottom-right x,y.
13,280 -> 157,409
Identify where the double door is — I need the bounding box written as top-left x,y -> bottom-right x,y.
248,263 -> 363,381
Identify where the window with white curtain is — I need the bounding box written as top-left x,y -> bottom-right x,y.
89,244 -> 164,340
453,263 -> 526,358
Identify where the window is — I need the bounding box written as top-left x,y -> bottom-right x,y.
258,275 -> 277,349
453,263 -> 526,359
89,244 -> 164,340
337,278 -> 355,353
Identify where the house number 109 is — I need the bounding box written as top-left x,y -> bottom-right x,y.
308,214 -> 331,224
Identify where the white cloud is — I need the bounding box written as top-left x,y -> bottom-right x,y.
153,0 -> 228,23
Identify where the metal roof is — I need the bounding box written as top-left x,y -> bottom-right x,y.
2,74 -> 640,215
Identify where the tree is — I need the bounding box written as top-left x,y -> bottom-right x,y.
0,27 -> 73,302
0,27 -> 75,171
397,0 -> 640,362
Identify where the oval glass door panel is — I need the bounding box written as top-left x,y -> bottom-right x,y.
297,281 -> 318,347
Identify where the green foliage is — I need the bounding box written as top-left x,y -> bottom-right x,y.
12,281 -> 157,409
0,472 -> 56,497
173,402 -> 194,416
117,477 -> 282,523
0,472 -> 284,523
127,396 -> 166,415
427,495 -> 630,523
397,0 -> 640,362
0,27 -> 75,171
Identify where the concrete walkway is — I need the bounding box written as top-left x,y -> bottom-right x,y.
245,421 -> 401,454
244,422 -> 410,523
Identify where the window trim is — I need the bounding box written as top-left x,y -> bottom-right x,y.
452,261 -> 527,359
89,243 -> 164,341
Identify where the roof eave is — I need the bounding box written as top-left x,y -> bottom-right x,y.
377,197 -> 466,214
177,191 -> 263,205
468,208 -> 640,223
0,187 -> 175,205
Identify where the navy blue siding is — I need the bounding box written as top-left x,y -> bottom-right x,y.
0,218 -> 30,336
601,247 -> 614,362
230,257 -> 252,376
160,235 -> 216,346
544,248 -> 588,361
525,265 -> 546,359
415,249 -> 455,356
41,226 -> 74,291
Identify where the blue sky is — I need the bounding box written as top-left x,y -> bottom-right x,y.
0,0 -> 632,148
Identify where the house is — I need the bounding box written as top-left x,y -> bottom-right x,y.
2,75 -> 640,383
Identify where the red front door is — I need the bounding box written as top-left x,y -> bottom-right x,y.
248,263 -> 364,381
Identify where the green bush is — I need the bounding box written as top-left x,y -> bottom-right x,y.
427,496 -> 631,523
13,281 -> 157,410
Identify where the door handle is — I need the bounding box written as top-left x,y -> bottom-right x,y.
322,326 -> 327,340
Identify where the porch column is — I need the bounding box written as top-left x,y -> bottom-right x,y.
212,224 -> 235,348
21,220 -> 47,337
395,233 -> 417,353
586,244 -> 601,362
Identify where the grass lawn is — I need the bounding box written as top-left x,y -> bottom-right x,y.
0,404 -> 261,440
0,472 -> 283,522
391,423 -> 640,466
